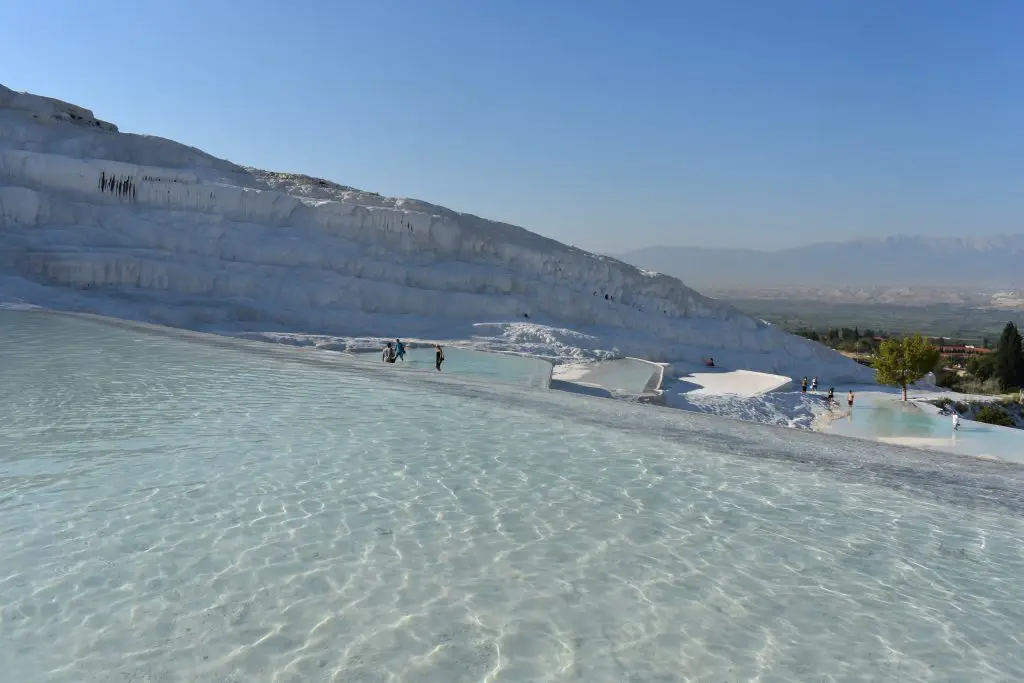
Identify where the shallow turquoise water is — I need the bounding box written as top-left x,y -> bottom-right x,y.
2,311 -> 1023,682
393,345 -> 552,389
828,395 -> 1024,464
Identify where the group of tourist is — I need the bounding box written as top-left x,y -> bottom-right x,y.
802,375 -> 855,410
382,339 -> 445,371
98,171 -> 136,199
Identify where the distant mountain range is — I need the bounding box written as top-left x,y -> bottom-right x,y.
616,235 -> 1024,291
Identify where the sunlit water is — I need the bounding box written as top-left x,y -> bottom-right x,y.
827,395 -> 1024,464
2,311 -> 1023,683
375,346 -> 553,389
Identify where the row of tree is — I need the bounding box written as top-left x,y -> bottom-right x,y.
798,326 -> 996,357
795,327 -> 885,354
874,322 -> 1024,400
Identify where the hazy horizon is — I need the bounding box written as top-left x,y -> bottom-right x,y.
3,0 -> 1021,254
615,235 -> 1024,292
617,232 -> 1024,255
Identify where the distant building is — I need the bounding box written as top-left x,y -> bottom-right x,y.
937,344 -> 991,361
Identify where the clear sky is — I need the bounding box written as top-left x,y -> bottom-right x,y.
2,0 -> 1021,253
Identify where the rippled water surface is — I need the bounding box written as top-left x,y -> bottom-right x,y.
2,311 -> 1023,683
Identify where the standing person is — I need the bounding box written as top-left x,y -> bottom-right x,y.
382,342 -> 396,363
827,386 -> 835,406
952,412 -> 961,433
811,376 -> 818,392
847,390 -> 855,409
801,377 -> 808,393
434,344 -> 445,371
394,338 -> 406,362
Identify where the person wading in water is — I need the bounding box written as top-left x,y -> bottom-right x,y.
434,344 -> 445,371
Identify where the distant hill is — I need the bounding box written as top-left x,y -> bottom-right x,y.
618,235 -> 1024,290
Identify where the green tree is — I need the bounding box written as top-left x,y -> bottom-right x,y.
873,334 -> 941,401
966,353 -> 997,382
794,328 -> 821,342
975,404 -> 1014,427
853,339 -> 873,354
994,322 -> 1024,391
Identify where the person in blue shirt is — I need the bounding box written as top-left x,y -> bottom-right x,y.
394,338 -> 406,362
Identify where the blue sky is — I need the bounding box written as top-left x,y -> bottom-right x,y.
2,0 -> 1021,252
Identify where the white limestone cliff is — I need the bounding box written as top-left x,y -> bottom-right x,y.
0,83 -> 873,383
